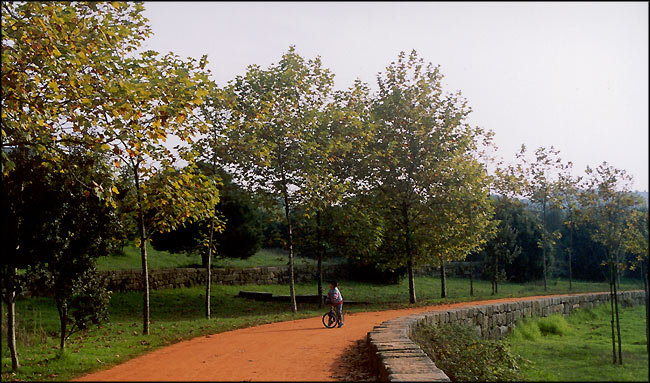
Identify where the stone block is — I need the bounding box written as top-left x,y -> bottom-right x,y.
388,372 -> 450,382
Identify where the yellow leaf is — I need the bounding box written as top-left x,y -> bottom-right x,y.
111,185 -> 119,195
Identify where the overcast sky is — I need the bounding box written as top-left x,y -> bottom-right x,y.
140,1 -> 648,191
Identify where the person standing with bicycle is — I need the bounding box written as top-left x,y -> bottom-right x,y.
325,280 -> 344,327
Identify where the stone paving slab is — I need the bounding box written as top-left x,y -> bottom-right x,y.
388,372 -> 451,382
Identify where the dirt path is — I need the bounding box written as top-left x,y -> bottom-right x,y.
73,293 -> 596,381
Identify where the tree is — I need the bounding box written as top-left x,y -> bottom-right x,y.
425,152 -> 495,298
87,43 -> 219,334
1,1 -> 149,369
556,162 -> 582,290
150,167 -> 263,263
1,1 -> 150,174
517,145 -> 567,291
215,46 -> 335,313
623,207 -> 649,367
363,50 -> 491,303
482,197 -> 522,294
120,161 -> 220,333
298,79 -> 374,306
578,162 -> 645,365
466,132 -> 518,296
2,148 -> 115,353
2,148 -> 46,370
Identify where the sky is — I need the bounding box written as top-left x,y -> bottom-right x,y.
139,1 -> 649,191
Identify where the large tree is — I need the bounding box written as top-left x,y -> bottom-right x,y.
298,80 -> 374,306
214,46 -> 335,312
1,1 -> 149,369
362,50 -> 492,303
1,1 -> 150,170
2,148 -> 116,354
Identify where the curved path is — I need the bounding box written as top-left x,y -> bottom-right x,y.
74,294 -> 586,381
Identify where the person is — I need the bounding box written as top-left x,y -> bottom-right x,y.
326,280 -> 344,327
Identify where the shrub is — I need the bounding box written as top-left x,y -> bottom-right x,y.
412,323 -> 527,381
536,315 -> 571,336
509,318 -> 542,341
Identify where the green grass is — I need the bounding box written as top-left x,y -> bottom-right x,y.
95,245 -> 342,270
1,276 -> 644,382
95,243 -> 204,270
509,304 -> 649,381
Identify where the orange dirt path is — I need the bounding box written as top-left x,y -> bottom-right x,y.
73,293 -> 602,382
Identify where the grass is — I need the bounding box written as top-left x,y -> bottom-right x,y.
95,245 -> 342,270
95,243 -> 204,270
508,304 -> 649,381
1,276 -> 645,382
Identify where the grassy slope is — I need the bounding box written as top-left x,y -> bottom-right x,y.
509,304 -> 648,381
1,275 -> 645,382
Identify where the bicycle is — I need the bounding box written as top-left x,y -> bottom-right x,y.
322,305 -> 340,328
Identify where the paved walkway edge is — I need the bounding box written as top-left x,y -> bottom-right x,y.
367,290 -> 647,382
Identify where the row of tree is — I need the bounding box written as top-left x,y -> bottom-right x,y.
2,1 -> 647,372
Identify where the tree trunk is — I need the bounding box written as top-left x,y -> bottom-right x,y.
407,256 -> 416,304
609,262 -> 617,364
568,225 -> 574,291
542,201 -> 548,292
469,258 -> 474,297
4,289 -> 19,370
206,216 -> 215,320
134,171 -> 150,335
440,259 -> 447,298
57,299 -> 67,351
316,210 -> 324,308
643,262 -> 649,357
613,262 -> 623,364
492,254 -> 498,295
282,186 -> 297,313
495,259 -> 499,294
403,203 -> 416,304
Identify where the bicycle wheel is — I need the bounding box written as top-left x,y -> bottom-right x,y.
322,310 -> 338,328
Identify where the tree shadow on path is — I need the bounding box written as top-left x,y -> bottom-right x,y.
330,339 -> 379,382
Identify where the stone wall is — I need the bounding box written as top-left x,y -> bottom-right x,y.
96,261 -> 476,292
366,291 -> 646,382
22,260 -> 476,296
414,261 -> 483,277
97,264 -> 351,292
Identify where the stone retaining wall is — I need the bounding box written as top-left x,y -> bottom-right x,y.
22,261 -> 475,296
97,264 -> 350,292
366,291 -> 646,382
96,261 -> 476,292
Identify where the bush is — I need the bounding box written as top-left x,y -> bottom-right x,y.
508,318 -> 542,341
412,323 -> 527,381
536,315 -> 571,336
